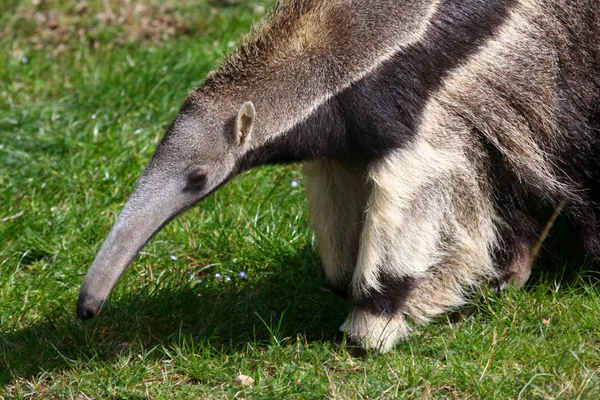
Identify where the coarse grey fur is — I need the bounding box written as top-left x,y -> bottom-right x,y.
77,0 -> 600,352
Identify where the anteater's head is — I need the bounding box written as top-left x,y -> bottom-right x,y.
76,99 -> 256,320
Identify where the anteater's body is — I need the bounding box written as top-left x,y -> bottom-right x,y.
78,0 -> 600,352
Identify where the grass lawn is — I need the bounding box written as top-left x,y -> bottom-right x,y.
1,1 -> 599,398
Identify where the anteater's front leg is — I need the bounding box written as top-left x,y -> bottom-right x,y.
342,142 -> 500,352
303,160 -> 369,294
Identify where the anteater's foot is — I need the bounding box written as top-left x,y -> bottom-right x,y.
337,310 -> 410,354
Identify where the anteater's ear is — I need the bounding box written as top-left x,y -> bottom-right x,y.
235,101 -> 255,146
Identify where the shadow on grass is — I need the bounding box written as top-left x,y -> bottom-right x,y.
2,237 -> 598,386
0,248 -> 349,385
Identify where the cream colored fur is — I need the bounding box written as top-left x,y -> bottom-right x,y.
305,105 -> 500,350
303,160 -> 370,289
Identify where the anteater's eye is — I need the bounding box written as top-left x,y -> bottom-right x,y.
188,169 -> 207,189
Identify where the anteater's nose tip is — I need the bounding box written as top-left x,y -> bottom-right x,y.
76,306 -> 96,320
76,295 -> 104,320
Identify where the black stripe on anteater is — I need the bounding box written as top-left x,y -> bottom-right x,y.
238,0 -> 518,170
354,273 -> 417,316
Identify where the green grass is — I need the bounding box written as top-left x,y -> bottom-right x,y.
1,1 -> 599,398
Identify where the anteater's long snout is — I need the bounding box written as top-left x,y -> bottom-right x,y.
76,217 -> 153,320
76,177 -> 190,320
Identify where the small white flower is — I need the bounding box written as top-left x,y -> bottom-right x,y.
169,254 -> 177,261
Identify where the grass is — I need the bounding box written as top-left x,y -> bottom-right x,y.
1,1 -> 599,398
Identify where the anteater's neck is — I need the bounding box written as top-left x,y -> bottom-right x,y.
201,0 -> 518,169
